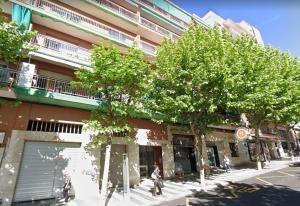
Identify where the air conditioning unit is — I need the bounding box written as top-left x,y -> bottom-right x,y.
0,132 -> 5,144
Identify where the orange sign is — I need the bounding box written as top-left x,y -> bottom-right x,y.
235,127 -> 248,140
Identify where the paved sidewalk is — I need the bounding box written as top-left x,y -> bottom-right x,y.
10,159 -> 296,206
106,159 -> 293,206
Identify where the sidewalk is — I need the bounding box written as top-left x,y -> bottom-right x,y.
10,159 -> 296,206
106,159 -> 293,206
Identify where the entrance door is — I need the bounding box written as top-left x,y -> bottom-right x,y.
207,147 -> 217,167
13,141 -> 81,202
139,146 -> 163,178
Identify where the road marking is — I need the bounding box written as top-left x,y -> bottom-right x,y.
283,169 -> 300,172
186,197 -> 190,206
227,185 -> 239,199
260,176 -> 287,179
256,177 -> 273,186
277,171 -> 295,177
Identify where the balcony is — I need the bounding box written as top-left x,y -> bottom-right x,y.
31,74 -> 100,100
140,17 -> 180,42
0,68 -> 18,85
138,0 -> 189,29
0,66 -> 102,109
0,68 -> 100,100
31,34 -> 91,66
17,0 -> 135,47
139,40 -> 156,55
89,0 -> 138,22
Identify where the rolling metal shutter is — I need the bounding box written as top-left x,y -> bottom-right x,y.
13,141 -> 81,202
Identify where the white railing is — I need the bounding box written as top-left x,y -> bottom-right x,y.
20,0 -> 135,46
171,33 -> 179,40
140,17 -> 180,41
140,17 -> 169,36
90,0 -> 138,21
31,34 -> 91,63
31,74 -> 101,100
138,0 -> 189,28
140,40 -> 156,55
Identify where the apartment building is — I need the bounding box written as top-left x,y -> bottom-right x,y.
201,11 -> 264,45
0,1 -> 269,204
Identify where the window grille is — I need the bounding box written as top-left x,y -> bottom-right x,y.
27,120 -> 83,134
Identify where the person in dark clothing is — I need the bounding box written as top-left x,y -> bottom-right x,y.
151,166 -> 163,196
63,177 -> 71,202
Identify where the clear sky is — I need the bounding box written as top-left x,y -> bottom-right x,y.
172,0 -> 300,58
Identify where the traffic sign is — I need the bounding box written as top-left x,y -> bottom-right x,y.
235,127 -> 249,141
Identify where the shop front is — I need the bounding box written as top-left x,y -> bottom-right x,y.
173,135 -> 197,174
139,145 -> 163,178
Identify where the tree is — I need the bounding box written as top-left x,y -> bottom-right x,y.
72,44 -> 150,204
270,53 -> 300,161
0,21 -> 36,64
226,35 -> 300,169
0,6 -> 36,106
148,24 -> 234,188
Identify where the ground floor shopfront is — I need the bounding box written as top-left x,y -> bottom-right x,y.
0,127 -> 257,205
0,102 -> 266,205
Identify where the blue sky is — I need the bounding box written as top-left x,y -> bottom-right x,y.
172,0 -> 300,58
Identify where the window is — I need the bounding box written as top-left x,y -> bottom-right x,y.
27,120 -> 83,134
229,142 -> 239,157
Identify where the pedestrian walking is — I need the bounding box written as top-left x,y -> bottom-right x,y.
62,176 -> 72,202
224,154 -> 231,172
151,165 -> 163,196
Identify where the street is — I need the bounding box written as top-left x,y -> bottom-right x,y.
157,165 -> 300,206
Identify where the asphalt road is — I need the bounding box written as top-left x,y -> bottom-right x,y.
157,165 -> 300,206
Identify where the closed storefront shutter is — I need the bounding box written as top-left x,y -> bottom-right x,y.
13,141 -> 81,202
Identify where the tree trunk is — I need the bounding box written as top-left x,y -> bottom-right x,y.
100,138 -> 112,205
190,124 -> 206,190
254,128 -> 262,170
287,127 -> 295,162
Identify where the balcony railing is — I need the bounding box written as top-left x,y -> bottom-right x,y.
0,68 -> 19,85
140,17 -> 169,36
90,0 -> 138,21
140,40 -> 156,55
31,74 -> 101,100
20,0 -> 135,46
31,34 -> 91,64
140,17 -> 180,41
138,0 -> 189,28
0,68 -> 101,99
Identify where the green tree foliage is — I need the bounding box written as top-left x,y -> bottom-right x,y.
148,24 -> 234,186
0,3 -> 36,107
72,44 -> 150,202
226,35 -> 300,169
0,21 -> 36,64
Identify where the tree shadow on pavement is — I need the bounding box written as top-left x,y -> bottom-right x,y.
186,181 -> 300,206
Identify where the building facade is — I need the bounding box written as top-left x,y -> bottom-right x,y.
201,11 -> 264,45
0,1 -> 268,205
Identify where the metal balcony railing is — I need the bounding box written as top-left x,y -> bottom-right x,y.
139,40 -> 156,55
140,17 -> 169,36
19,0 -> 135,46
140,17 -> 180,41
0,68 -> 19,85
31,34 -> 91,64
31,74 -> 101,100
138,0 -> 189,28
91,0 -> 138,21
